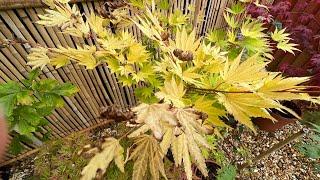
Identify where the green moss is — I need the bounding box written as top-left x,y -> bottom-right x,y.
34,133 -> 90,179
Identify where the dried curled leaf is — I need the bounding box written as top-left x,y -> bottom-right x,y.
81,137 -> 124,180
129,135 -> 167,180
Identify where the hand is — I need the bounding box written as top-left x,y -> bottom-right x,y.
0,112 -> 9,161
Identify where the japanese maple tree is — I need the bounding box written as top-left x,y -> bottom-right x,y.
24,0 -> 320,179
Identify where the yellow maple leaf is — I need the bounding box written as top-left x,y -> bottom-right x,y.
87,12 -> 109,38
53,45 -> 98,69
37,3 -> 74,27
155,78 -> 186,107
27,47 -> 50,70
174,109 -> 211,179
217,92 -> 281,131
132,7 -> 164,45
194,96 -> 227,127
50,55 -> 70,69
81,137 -> 124,180
241,19 -> 266,39
130,103 -> 178,139
129,135 -> 167,180
276,40 -> 300,55
223,13 -> 239,29
271,28 -> 292,42
126,43 -> 149,64
220,52 -> 269,86
169,27 -> 201,53
257,74 -> 320,104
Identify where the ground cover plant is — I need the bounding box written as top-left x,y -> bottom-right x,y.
16,0 -> 320,179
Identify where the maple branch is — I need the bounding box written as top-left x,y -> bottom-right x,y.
188,86 -> 320,94
0,37 -> 30,48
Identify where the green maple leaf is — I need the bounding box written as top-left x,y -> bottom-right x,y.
17,119 -> 36,136
0,94 -> 17,117
0,81 -> 21,95
51,83 -> 78,96
17,91 -> 34,105
226,2 -> 245,15
39,93 -> 65,108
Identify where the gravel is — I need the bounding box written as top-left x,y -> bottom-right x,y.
219,122 -> 320,180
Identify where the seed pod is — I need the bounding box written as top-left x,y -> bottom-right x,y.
173,49 -> 183,58
160,31 -> 169,41
100,106 -> 135,122
180,51 -> 193,61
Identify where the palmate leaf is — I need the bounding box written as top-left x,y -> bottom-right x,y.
257,74 -> 320,104
223,13 -> 239,29
81,137 -> 124,180
132,8 -> 165,45
217,92 -> 278,131
132,63 -> 154,82
169,27 -> 201,53
37,5 -> 72,26
155,77 -> 186,107
52,45 -> 98,69
168,59 -> 204,87
50,55 -> 70,69
241,19 -> 266,39
176,109 -> 210,177
129,103 -> 177,139
220,53 -> 269,86
276,40 -> 300,54
226,2 -> 245,15
127,43 -> 150,64
271,28 -> 292,42
87,12 -> 108,38
168,10 -> 188,27
206,29 -> 228,48
240,37 -> 272,59
129,135 -> 167,180
129,103 -> 212,180
194,96 -> 227,127
27,47 -> 50,70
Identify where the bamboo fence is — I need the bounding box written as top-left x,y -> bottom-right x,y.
0,0 -> 234,164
